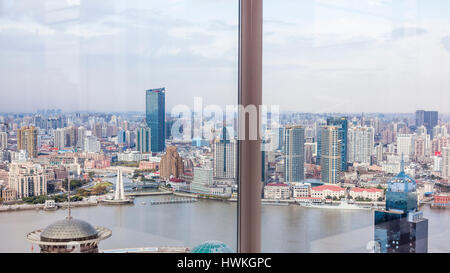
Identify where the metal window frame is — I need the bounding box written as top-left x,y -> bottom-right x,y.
237,0 -> 263,253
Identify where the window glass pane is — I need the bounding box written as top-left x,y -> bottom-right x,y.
0,0 -> 238,253
263,0 -> 450,253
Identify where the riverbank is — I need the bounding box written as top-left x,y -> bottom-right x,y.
0,201 -> 98,212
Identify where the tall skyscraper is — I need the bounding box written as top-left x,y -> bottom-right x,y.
213,126 -> 237,180
17,126 -> 38,158
416,110 -> 438,138
374,159 -> 428,253
326,117 -> 348,171
284,125 -> 305,182
136,124 -> 151,153
348,126 -> 374,164
321,126 -> 341,184
146,88 -> 166,152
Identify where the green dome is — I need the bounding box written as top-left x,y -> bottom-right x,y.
190,241 -> 234,253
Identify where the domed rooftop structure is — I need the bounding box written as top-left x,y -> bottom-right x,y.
387,156 -> 416,193
40,218 -> 99,242
27,217 -> 111,253
190,241 -> 234,253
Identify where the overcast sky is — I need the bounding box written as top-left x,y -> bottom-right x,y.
1,0 -> 450,113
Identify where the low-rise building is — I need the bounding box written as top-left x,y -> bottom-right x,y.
264,183 -> 290,200
292,183 -> 311,198
349,187 -> 384,201
311,185 -> 345,200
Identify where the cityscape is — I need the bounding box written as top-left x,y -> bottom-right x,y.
0,86 -> 449,252
1,0 -> 450,256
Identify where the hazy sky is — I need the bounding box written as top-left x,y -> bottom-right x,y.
1,0 -> 450,113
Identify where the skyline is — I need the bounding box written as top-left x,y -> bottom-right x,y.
1,0 -> 450,112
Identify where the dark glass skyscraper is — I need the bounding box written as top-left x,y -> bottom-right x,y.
374,160 -> 428,253
326,117 -> 348,171
415,110 -> 438,138
146,88 -> 166,152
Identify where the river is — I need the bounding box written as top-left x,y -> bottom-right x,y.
0,176 -> 449,253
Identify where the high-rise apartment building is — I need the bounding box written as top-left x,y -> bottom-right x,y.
397,134 -> 414,161
8,162 -> 47,199
442,147 -> 450,179
53,128 -> 66,150
0,132 -> 7,150
77,126 -> 86,149
326,117 -> 348,171
17,126 -> 38,158
321,126 -> 341,184
160,146 -> 184,179
348,126 -> 374,164
84,136 -> 101,153
284,125 -> 305,182
146,88 -> 166,152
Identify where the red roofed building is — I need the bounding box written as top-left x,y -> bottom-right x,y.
349,187 -> 384,201
264,183 -> 290,200
311,185 -> 345,200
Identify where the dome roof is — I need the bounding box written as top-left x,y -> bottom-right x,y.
40,217 -> 99,242
190,241 -> 234,253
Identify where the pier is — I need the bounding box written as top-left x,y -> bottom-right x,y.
126,191 -> 173,197
149,198 -> 197,205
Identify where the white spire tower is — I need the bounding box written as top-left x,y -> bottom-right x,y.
114,168 -> 125,200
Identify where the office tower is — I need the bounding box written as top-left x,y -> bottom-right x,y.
316,126 -> 323,165
326,117 -> 348,171
146,88 -> 166,152
53,128 -> 66,150
191,167 -> 214,194
17,126 -> 38,158
284,125 -> 305,182
0,132 -> 7,150
374,159 -> 428,253
321,126 -> 341,184
397,134 -> 413,161
84,136 -> 100,153
118,129 -> 126,144
93,123 -> 103,138
348,126 -> 374,164
213,126 -> 237,180
8,162 -> 47,199
278,127 -> 285,151
160,146 -> 184,179
136,124 -> 151,153
442,147 -> 450,179
262,150 -> 268,183
416,110 -> 438,138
